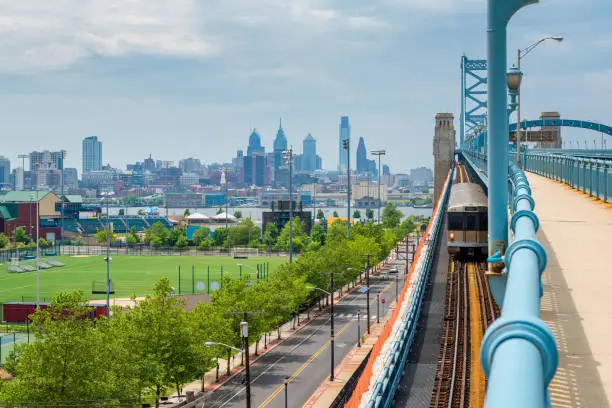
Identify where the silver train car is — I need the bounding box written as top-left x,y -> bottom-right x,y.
447,182 -> 488,258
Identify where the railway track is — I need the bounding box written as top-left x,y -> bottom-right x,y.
430,261 -> 499,408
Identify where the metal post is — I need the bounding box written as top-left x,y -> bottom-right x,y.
395,274 -> 399,303
330,272 -> 335,382
288,147 -> 294,263
105,195 -> 111,318
346,140 -> 351,239
378,154 -> 381,223
35,187 -> 40,307
227,348 -> 231,376
515,49 -> 522,168
487,0 -> 533,267
239,264 -> 243,279
284,377 -> 289,408
366,255 -> 371,334
241,315 -> 251,408
376,293 -> 380,323
357,310 -> 361,347
178,265 -> 181,295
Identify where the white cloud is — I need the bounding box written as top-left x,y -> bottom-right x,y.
381,0 -> 483,14
0,0 -> 212,72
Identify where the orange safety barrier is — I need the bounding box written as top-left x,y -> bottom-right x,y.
345,169 -> 452,407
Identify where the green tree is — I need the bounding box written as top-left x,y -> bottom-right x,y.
118,208 -> 125,216
332,210 -> 339,217
175,235 -> 188,250
213,228 -> 228,247
167,228 -> 186,246
316,209 -> 325,221
184,208 -> 191,217
381,203 -> 402,229
145,221 -> 169,246
94,228 -> 116,244
310,223 -> 326,247
191,227 -> 211,246
420,187 -> 429,194
137,209 -> 145,216
0,292 -> 138,404
14,227 -> 29,245
275,218 -> 308,253
0,233 -> 8,249
233,210 -> 242,219
262,223 -> 278,250
353,210 -> 361,219
366,208 -> 374,220
73,237 -> 85,246
118,278 -> 202,405
37,238 -> 49,248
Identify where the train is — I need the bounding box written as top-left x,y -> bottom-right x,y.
447,182 -> 488,259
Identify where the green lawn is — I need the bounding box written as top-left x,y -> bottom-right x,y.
0,255 -> 286,304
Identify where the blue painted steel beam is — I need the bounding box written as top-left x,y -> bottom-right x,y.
461,56 -> 488,146
509,119 -> 612,136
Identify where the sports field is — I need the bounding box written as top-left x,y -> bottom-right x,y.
0,255 -> 286,304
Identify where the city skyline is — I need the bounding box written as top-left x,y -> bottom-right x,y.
0,1 -> 609,173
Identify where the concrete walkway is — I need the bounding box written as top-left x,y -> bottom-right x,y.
528,173 -> 612,408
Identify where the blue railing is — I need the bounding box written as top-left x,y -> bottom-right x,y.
362,168 -> 454,408
480,161 -> 558,408
523,152 -> 612,203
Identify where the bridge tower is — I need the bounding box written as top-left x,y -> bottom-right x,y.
539,111 -> 562,148
460,56 -> 488,146
433,113 -> 455,204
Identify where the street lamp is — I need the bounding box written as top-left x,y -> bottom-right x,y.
514,36 -> 564,167
307,282 -> 335,382
204,342 -> 242,382
342,139 -> 351,238
101,192 -> 113,318
240,320 -> 252,408
284,376 -> 290,408
30,188 -> 40,307
282,147 -> 295,263
370,150 -> 386,224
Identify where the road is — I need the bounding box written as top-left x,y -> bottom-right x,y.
202,243 -> 413,408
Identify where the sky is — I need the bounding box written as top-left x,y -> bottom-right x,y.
0,0 -> 611,174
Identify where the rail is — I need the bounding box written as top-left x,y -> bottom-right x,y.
479,161 -> 558,408
354,167 -> 453,408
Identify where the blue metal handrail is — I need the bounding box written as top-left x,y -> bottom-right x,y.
480,161 -> 558,408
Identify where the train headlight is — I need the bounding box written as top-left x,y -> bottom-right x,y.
449,232 -> 455,241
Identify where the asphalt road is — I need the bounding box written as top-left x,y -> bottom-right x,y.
202,243 -> 413,408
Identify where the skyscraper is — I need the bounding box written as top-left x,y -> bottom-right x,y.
244,129 -> 267,186
82,136 -> 102,174
356,137 -> 368,173
0,156 -> 10,188
30,150 -> 65,171
273,120 -> 288,170
338,116 -> 350,173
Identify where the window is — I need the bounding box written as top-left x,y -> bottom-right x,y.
448,213 -> 463,230
465,213 -> 478,231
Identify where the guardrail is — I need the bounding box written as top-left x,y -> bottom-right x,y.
523,152 -> 612,203
479,160 -> 558,408
351,168 -> 453,408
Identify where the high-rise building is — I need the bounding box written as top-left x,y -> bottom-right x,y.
0,156 -> 10,188
338,116 -> 350,173
247,129 -> 265,157
179,158 -> 203,174
30,150 -> 65,171
302,134 -> 322,172
356,137 -> 368,173
273,120 -> 288,170
82,136 -> 102,174
244,129 -> 267,186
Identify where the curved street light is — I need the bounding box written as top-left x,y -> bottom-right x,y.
515,36 -> 564,167
307,284 -> 335,381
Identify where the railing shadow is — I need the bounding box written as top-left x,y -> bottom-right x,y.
538,229 -> 610,408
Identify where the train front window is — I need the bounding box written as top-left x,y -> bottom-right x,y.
465,213 -> 478,230
478,212 -> 488,231
448,213 -> 463,230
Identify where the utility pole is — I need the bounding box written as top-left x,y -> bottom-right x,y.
103,192 -> 112,318
371,150 -> 386,224
330,271 -> 335,381
60,150 -> 66,247
343,139 -> 351,238
226,310 -> 264,408
283,148 -> 295,263
360,253 -> 374,334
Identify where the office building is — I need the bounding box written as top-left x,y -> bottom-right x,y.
0,156 -> 10,188
82,136 -> 102,174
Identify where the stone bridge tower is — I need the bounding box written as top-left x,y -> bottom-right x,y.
433,113 -> 456,204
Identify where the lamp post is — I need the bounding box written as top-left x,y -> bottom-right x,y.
486,0 -> 537,268
30,187 -> 40,307
240,319 -> 252,408
357,309 -> 361,347
371,150 -> 386,224
308,277 -> 335,382
515,36 -> 564,167
283,147 -> 295,263
342,139 -> 351,238
204,342 -> 242,387
284,376 -> 290,408
101,192 -> 114,318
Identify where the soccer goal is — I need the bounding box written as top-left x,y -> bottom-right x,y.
232,247 -> 259,259
92,280 -> 115,295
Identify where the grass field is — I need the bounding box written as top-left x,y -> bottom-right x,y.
0,255 -> 287,304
